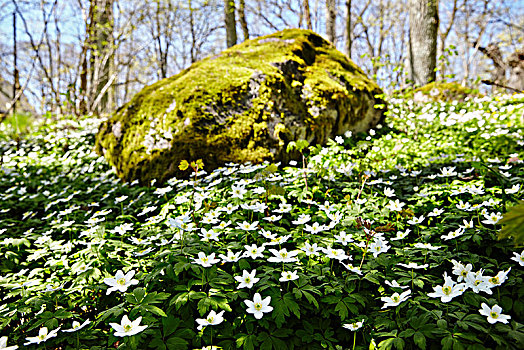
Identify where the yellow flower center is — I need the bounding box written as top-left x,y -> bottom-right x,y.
254,303 -> 262,311
489,277 -> 499,284
207,317 -> 214,323
117,278 -> 126,285
442,286 -> 451,295
245,278 -> 251,283
490,312 -> 498,319
124,324 -> 132,332
392,296 -> 399,302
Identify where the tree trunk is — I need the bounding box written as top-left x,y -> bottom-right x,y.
326,0 -> 336,44
507,48 -> 524,92
12,12 -> 20,116
189,0 -> 196,63
408,0 -> 438,86
155,0 -> 167,79
238,0 -> 249,41
78,1 -> 93,116
303,0 -> 312,30
90,0 -> 114,115
345,0 -> 352,58
224,0 -> 237,47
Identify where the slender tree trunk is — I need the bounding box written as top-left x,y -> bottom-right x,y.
91,0 -> 114,115
462,0 -> 469,84
408,0 -> 438,86
238,0 -> 249,41
326,0 -> 336,44
345,0 -> 352,58
303,0 -> 312,30
189,0 -> 196,62
78,2 -> 93,116
12,12 -> 20,116
40,0 -> 61,113
224,0 -> 237,47
155,0 -> 168,79
54,4 -> 63,115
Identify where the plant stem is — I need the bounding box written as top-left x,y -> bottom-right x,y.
302,153 -> 309,200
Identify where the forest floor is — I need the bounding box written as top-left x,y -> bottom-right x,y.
0,93 -> 523,349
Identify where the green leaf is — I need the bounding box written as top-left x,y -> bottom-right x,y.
363,272 -> 381,284
143,291 -> 170,304
260,338 -> 272,350
302,290 -> 319,309
197,297 -> 212,316
272,297 -> 290,327
393,338 -> 405,350
53,309 -> 72,319
335,301 -> 348,320
398,329 -> 415,338
283,293 -> 300,318
437,319 -> 447,329
166,337 -> 188,350
142,304 -> 167,317
378,337 -> 395,350
133,287 -> 146,302
413,279 -> 424,288
162,316 -> 180,338
498,200 -> 524,245
413,332 -> 426,350
97,303 -> 125,323
441,336 -> 453,350
243,334 -> 257,350
148,337 -> 167,350
189,291 -> 207,300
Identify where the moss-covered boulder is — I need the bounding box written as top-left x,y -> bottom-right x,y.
409,81 -> 482,102
95,29 -> 386,183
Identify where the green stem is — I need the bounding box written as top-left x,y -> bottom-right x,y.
352,331 -> 356,350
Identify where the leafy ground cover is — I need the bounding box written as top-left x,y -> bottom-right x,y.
0,93 -> 523,350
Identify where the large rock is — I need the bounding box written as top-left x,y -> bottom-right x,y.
95,29 -> 386,183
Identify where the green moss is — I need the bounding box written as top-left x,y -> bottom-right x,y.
95,29 -> 385,184
404,81 -> 482,101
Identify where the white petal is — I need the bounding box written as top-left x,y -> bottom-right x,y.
124,270 -> 136,281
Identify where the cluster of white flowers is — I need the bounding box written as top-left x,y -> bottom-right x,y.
428,260 -> 512,304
